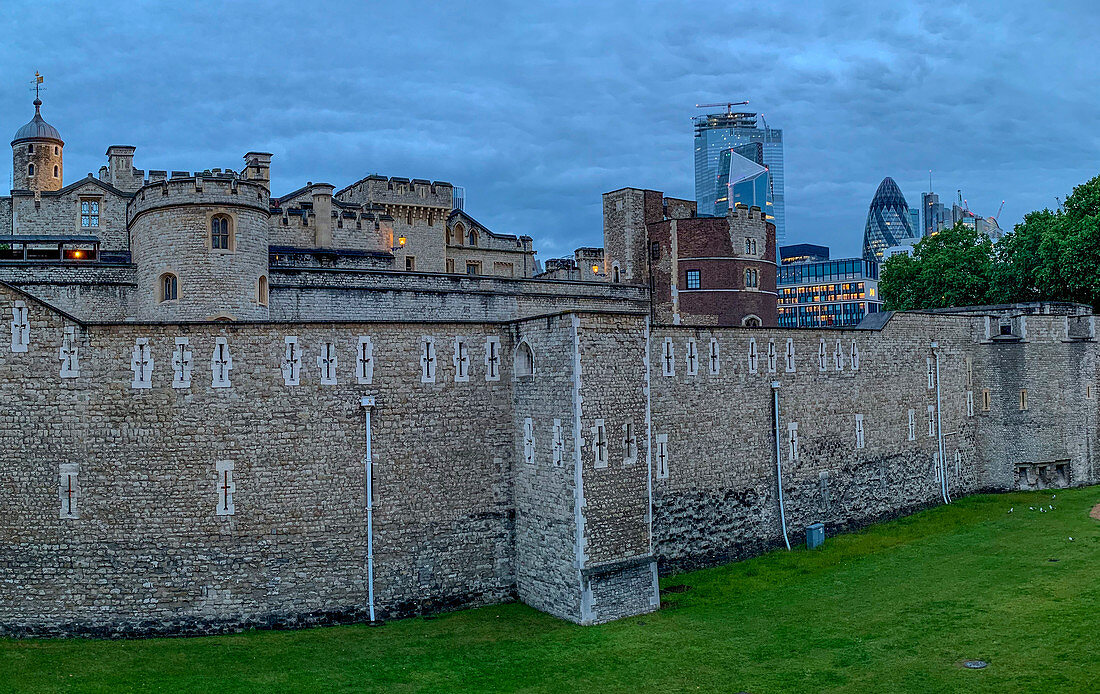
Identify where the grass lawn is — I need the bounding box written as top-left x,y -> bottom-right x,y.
2,486 -> 1099,693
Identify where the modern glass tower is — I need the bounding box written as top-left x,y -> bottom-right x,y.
713,148 -> 771,216
694,111 -> 784,242
862,177 -> 916,262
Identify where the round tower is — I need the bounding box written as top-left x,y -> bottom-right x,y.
11,97 -> 63,191
128,174 -> 271,321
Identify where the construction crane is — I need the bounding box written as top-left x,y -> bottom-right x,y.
695,100 -> 749,116
994,200 -> 1005,221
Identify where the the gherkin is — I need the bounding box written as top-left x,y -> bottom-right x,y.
862,177 -> 914,262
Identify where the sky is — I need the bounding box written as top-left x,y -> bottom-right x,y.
1,1 -> 1098,260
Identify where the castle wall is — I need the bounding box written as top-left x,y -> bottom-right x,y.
0,284 -> 517,635
268,269 -> 650,322
0,263 -> 135,320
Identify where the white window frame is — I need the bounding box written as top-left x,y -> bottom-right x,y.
926,357 -> 935,389
552,418 -> 564,467
523,417 -> 535,465
787,422 -> 799,462
927,405 -> 936,437
851,341 -> 860,371
966,390 -> 974,417
317,340 -> 338,386
834,340 -> 844,371
356,336 -> 374,385
685,338 -> 698,376
622,421 -> 638,466
785,338 -> 796,373
818,339 -> 827,372
172,337 -> 193,389
708,338 -> 720,375
592,419 -> 608,469
421,336 -> 437,383
453,336 -> 470,383
211,337 -> 233,388
662,338 -> 675,377
58,463 -> 79,520
908,409 -> 916,441
59,326 -> 79,378
10,301 -> 29,353
767,339 -> 777,374
485,336 -> 501,382
215,460 -> 235,516
855,414 -> 865,449
748,338 -> 758,374
655,434 -> 669,479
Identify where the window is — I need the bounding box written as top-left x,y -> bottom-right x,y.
10,301 -> 29,353
54,146 -> 58,155
745,237 -> 752,254
453,337 -> 470,382
421,336 -> 437,383
908,409 -> 916,441
59,326 -> 79,378
1019,389 -> 1028,410
851,341 -> 860,370
446,258 -> 455,273
834,340 -> 844,371
466,261 -> 481,276
656,434 -> 669,479
318,341 -> 337,385
27,144 -> 33,153
255,275 -> 269,305
926,358 -> 935,389
708,338 -> 720,375
356,336 -> 374,385
767,339 -> 777,373
159,272 -> 178,302
53,165 -> 59,178
966,390 -> 974,417
622,422 -> 637,465
514,341 -> 534,377
130,338 -> 153,389
927,405 -> 936,437
211,337 -> 233,388
80,200 -> 100,228
662,338 -> 675,376
982,388 -> 991,411
592,420 -> 608,468
59,463 -> 79,520
405,256 -> 416,271
523,418 -> 535,464
686,269 -> 701,289
27,163 -> 34,176
745,268 -> 758,288
818,339 -> 827,371
216,460 -> 235,516
427,211 -> 434,226
172,338 -> 193,389
685,339 -> 698,375
485,336 -> 501,381
211,215 -> 231,250
552,419 -> 564,467
650,241 -> 660,260
453,223 -> 465,245
468,230 -> 479,247
613,265 -> 620,283
282,336 -> 301,386
785,339 -> 795,373
787,422 -> 799,461
855,414 -> 865,449
748,338 -> 758,373
742,315 -> 762,327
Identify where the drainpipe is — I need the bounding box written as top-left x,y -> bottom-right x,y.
361,396 -> 377,622
772,380 -> 791,550
932,344 -> 949,504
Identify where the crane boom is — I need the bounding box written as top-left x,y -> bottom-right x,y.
695,100 -> 750,115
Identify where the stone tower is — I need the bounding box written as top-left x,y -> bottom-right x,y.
10,97 -> 63,192
127,173 -> 271,321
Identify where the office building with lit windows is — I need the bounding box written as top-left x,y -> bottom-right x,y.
777,256 -> 883,328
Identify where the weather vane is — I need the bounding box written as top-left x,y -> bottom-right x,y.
30,71 -> 44,101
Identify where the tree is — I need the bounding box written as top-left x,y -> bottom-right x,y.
880,222 -> 994,310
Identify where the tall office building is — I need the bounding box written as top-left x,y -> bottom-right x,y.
862,177 -> 916,262
922,192 -> 946,237
713,147 -> 771,216
694,110 -> 785,242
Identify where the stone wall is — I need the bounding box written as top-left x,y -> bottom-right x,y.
10,179 -> 131,251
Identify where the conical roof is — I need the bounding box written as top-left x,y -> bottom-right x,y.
870,177 -> 907,209
862,176 -> 915,261
11,99 -> 63,145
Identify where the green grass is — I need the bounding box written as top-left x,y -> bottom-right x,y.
3,487 -> 1099,693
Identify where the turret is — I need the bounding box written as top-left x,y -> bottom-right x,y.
243,152 -> 272,189
11,97 -> 63,192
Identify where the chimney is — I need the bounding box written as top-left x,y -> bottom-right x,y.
311,183 -> 335,248
243,152 -> 273,188
105,146 -> 137,188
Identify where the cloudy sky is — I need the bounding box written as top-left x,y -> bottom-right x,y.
2,1 -> 1097,259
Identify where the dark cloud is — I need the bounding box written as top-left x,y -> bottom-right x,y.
2,0 -> 1097,259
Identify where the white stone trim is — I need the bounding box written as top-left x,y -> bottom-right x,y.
453,336 -> 470,382
592,418 -> 608,469
10,301 -> 29,353
708,337 -> 720,375
748,337 -> 758,374
210,337 -> 232,388
215,460 -> 235,516
282,336 -> 301,386
356,336 -> 374,385
484,336 -> 501,382
523,417 -> 535,465
685,338 -> 698,376
655,433 -> 669,479
855,413 -> 865,449
172,338 -> 192,389
784,338 -> 796,373
130,338 -> 153,389
552,418 -> 564,467
420,336 -> 437,383
317,341 -> 338,386
59,326 -> 78,378
662,338 -> 675,376
787,422 -> 799,461
908,409 -> 916,441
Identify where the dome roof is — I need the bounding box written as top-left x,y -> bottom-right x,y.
11,99 -> 63,145
870,177 -> 908,209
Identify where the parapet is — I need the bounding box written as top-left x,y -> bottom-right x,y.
126,174 -> 270,224
335,174 -> 454,207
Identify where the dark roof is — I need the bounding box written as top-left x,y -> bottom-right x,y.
0,235 -> 99,243
11,100 -> 62,145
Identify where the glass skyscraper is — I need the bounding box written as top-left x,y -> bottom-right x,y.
862,177 -> 916,262
694,112 -> 784,242
713,148 -> 770,216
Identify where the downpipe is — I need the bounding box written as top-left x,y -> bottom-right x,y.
932,344 -> 950,504
772,380 -> 791,550
361,396 -> 378,623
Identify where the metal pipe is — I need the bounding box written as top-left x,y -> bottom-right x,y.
932,345 -> 949,504
361,396 -> 377,622
772,380 -> 791,550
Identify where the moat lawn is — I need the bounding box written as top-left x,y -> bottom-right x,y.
3,486 -> 1099,693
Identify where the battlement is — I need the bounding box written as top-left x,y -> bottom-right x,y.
730,203 -> 767,222
126,174 -> 270,222
335,174 -> 454,208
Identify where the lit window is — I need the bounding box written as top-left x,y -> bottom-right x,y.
80,200 -> 100,228
686,269 -> 701,289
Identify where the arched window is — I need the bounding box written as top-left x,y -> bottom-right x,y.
453,222 -> 465,246
514,341 -> 535,377
54,146 -> 59,155
27,144 -> 33,154
211,215 -> 232,250
445,227 -> 451,244
742,315 -> 762,328
159,272 -> 178,302
27,163 -> 34,176
53,165 -> 59,178
613,264 -> 620,283
257,275 -> 268,305
468,229 -> 479,247
745,267 -> 759,288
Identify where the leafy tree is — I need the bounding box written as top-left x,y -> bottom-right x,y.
880,222 -> 994,310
